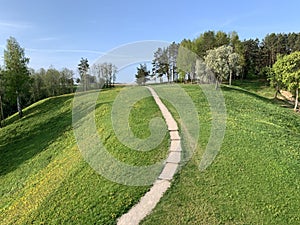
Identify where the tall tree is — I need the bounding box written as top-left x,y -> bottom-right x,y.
111,64 -> 117,86
78,58 -> 89,91
267,66 -> 282,98
135,64 -> 150,85
228,52 -> 241,85
177,40 -> 197,82
194,31 -> 216,58
205,45 -> 241,88
261,33 -> 278,67
92,62 -> 117,88
45,67 -> 60,96
287,32 -> 300,52
195,59 -> 211,83
242,38 -> 261,78
229,31 -> 245,76
167,42 -> 179,82
60,68 -> 74,93
30,68 -> 47,101
273,51 -> 300,111
3,37 -> 30,118
215,31 -> 230,47
152,47 -> 170,82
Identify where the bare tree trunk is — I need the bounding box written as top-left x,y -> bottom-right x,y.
229,71 -> 232,86
82,74 -> 87,91
294,88 -> 299,112
215,78 -> 220,90
16,92 -> 23,118
274,84 -> 279,99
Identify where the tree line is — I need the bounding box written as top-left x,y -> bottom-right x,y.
0,37 -> 118,127
136,31 -> 300,85
135,30 -> 300,110
0,37 -> 77,127
76,58 -> 118,91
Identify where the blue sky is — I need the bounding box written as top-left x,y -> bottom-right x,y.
0,0 -> 299,82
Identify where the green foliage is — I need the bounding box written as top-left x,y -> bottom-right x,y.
135,64 -> 150,85
153,31 -> 300,82
273,51 -> 300,110
152,43 -> 179,82
91,62 -> 117,88
0,68 -> 4,127
142,84 -> 300,225
242,38 -> 261,78
45,67 -> 61,96
28,67 -> 75,104
0,37 -> 76,121
3,37 -> 30,118
195,59 -> 209,83
193,31 -> 218,58
177,44 -> 197,82
205,45 -> 241,87
78,58 -> 90,91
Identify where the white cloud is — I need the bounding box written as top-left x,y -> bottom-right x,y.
0,20 -> 32,29
26,48 -> 106,55
34,37 -> 60,42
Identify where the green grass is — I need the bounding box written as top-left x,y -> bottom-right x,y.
231,79 -> 275,99
2,82 -> 300,224
142,84 -> 300,224
0,87 -> 169,224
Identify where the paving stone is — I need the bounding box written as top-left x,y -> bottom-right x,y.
117,180 -> 171,225
118,87 -> 182,225
166,151 -> 181,164
165,118 -> 178,130
170,131 -> 180,140
158,163 -> 178,180
169,140 -> 181,152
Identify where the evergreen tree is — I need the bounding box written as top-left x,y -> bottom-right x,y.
78,58 -> 90,91
135,64 -> 150,85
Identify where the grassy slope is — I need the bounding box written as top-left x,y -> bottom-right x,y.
232,79 -> 275,99
142,83 -> 300,224
0,87 -> 169,224
1,82 -> 300,224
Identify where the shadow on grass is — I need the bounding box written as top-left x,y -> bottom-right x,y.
221,85 -> 295,110
231,79 -> 270,92
0,95 -> 74,176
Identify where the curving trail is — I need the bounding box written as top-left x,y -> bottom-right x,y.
117,86 -> 182,225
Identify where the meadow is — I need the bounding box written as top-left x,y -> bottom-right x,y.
1,82 -> 300,224
143,83 -> 300,224
0,87 -> 169,224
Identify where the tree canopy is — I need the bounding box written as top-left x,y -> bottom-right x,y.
78,58 -> 90,91
273,51 -> 300,111
205,45 -> 241,88
3,37 -> 30,118
136,64 -> 150,85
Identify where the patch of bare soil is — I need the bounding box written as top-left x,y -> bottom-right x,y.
278,90 -> 299,111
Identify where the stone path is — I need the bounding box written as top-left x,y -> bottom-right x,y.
117,86 -> 182,225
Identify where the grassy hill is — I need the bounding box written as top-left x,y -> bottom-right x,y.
0,87 -> 169,224
142,83 -> 300,224
1,82 -> 300,224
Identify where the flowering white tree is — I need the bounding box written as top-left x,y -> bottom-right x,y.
205,45 -> 241,88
